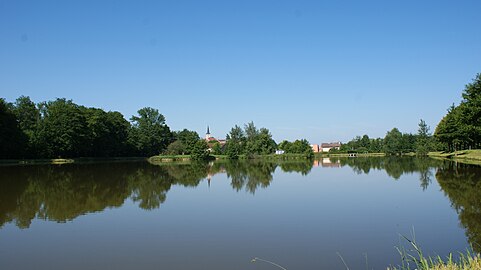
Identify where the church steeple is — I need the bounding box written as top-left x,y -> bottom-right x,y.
205,126 -> 211,141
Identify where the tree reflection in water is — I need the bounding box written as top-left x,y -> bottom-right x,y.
2,155 -> 481,253
335,156 -> 441,190
436,162 -> 481,253
0,160 -> 311,228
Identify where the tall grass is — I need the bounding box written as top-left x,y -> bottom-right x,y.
388,235 -> 481,270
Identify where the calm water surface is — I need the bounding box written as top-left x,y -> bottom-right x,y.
1,157 -> 480,269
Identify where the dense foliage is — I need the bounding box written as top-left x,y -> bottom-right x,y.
277,139 -> 314,157
0,97 -> 284,160
0,96 -> 189,159
223,122 -> 277,159
435,74 -> 481,151
340,120 -> 434,156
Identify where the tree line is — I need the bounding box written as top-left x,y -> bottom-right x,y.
338,119 -> 436,156
434,73 -> 481,152
221,122 -> 313,159
336,73 -> 481,155
0,96 -> 191,159
0,96 -> 313,160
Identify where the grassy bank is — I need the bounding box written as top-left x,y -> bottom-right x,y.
315,152 -> 386,158
388,254 -> 481,270
148,153 -> 314,163
0,157 -> 147,166
149,152 -> 390,163
429,150 -> 481,166
388,248 -> 481,270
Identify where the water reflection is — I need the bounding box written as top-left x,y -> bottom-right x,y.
325,156 -> 441,190
436,162 -> 481,252
2,156 -> 481,255
0,160 -> 311,228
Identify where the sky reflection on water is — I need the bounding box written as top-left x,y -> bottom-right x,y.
0,157 -> 478,269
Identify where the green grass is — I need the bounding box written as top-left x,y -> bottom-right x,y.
148,153 -> 315,162
387,235 -> 481,270
0,157 -> 148,166
314,152 -> 386,158
429,150 -> 481,166
148,155 -> 192,163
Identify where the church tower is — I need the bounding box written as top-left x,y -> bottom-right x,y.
205,126 -> 211,141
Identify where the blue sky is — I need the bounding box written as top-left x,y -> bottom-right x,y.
1,0 -> 480,143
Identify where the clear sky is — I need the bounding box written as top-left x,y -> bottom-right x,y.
1,0 -> 480,143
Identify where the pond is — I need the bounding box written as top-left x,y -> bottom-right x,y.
0,157 -> 479,269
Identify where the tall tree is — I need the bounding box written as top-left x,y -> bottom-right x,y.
416,119 -> 432,156
83,108 -> 130,157
460,73 -> 481,148
129,107 -> 173,156
0,99 -> 27,158
226,125 -> 245,142
12,96 -> 39,157
435,74 -> 481,151
245,127 -> 277,155
225,125 -> 246,158
36,98 -> 89,158
244,121 -> 259,140
383,128 -> 403,155
174,129 -> 200,154
190,140 -> 210,160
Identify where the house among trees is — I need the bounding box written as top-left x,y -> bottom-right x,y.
321,142 -> 342,152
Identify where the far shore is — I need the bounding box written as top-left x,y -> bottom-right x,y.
3,151 -> 481,166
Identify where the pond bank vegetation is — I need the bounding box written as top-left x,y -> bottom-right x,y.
429,150 -> 481,166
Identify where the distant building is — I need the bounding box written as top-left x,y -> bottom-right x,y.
205,126 -> 212,141
205,126 -> 227,147
321,142 -> 341,152
275,150 -> 285,155
311,144 -> 320,153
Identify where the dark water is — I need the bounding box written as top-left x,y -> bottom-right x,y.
0,157 -> 479,269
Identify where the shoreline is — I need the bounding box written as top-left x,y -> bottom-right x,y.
428,150 -> 481,166
4,151 -> 481,167
0,157 -> 147,166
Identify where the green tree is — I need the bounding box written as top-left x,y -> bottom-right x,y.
190,140 -> 209,160
174,129 -> 200,154
400,133 -> 416,153
278,139 -> 313,157
83,108 -> 130,157
244,127 -> 276,155
129,107 -> 173,156
278,140 -> 291,152
225,140 -> 241,159
369,138 -> 384,153
226,125 -> 246,142
416,119 -> 432,156
12,96 -> 39,156
383,128 -> 403,155
244,121 -> 259,140
166,140 -> 185,155
434,74 -> 481,151
435,104 -> 465,151
0,99 -> 27,158
210,141 -> 223,155
36,98 -> 89,158
225,125 -> 246,158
